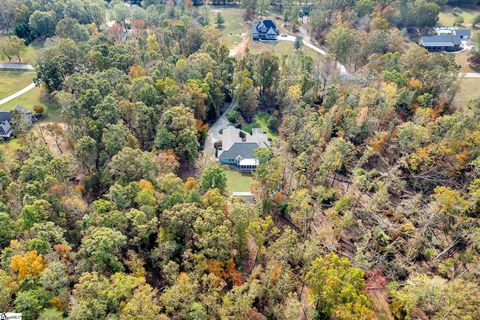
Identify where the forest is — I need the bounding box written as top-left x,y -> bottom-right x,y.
0,0 -> 480,319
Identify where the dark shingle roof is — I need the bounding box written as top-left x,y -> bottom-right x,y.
219,142 -> 259,160
254,20 -> 279,35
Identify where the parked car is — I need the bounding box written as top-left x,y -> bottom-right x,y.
281,33 -> 288,37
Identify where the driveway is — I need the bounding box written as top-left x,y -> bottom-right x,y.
205,103 -> 235,158
0,83 -> 36,106
461,72 -> 480,78
0,63 -> 35,70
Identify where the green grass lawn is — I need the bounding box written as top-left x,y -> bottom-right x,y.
438,6 -> 480,30
213,7 -> 246,48
242,112 -> 277,140
224,166 -> 254,193
453,77 -> 480,108
248,40 -> 325,65
0,70 -> 60,120
0,71 -> 36,97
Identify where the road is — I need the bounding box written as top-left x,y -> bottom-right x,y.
0,63 -> 35,70
461,72 -> 480,78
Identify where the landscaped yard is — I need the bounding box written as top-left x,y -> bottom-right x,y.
453,77 -> 480,108
0,70 -> 60,120
224,166 -> 253,193
242,112 -> 277,140
214,7 -> 246,49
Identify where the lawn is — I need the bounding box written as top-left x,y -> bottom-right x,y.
1,87 -> 61,121
438,6 -> 480,30
224,166 -> 254,193
242,112 -> 277,140
0,71 -> 36,97
213,7 -> 246,49
248,40 -> 325,65
453,77 -> 480,108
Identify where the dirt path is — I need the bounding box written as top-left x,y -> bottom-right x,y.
229,32 -> 249,57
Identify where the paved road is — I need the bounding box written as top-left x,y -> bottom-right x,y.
0,63 -> 35,70
461,72 -> 480,78
205,103 -> 235,157
277,35 -> 352,79
0,83 -> 36,106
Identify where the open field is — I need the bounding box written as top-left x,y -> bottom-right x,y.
214,7 -> 245,49
248,40 -> 325,65
453,50 -> 478,73
453,77 -> 480,107
224,166 -> 253,193
438,6 -> 480,31
0,71 -> 35,98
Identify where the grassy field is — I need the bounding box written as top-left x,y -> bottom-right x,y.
242,112 -> 277,140
453,77 -> 480,108
0,70 -> 60,120
0,71 -> 36,97
213,7 -> 246,48
438,6 -> 480,30
248,40 -> 325,65
224,167 -> 253,193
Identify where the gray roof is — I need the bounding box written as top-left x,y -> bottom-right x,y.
253,20 -> 279,35
454,29 -> 471,37
219,142 -> 259,161
420,35 -> 461,47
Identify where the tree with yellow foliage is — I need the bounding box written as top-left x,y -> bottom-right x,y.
10,250 -> 46,281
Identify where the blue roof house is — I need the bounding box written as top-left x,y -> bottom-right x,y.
252,20 -> 279,41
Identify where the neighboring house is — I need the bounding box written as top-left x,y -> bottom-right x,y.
0,105 -> 34,139
252,20 -> 279,41
420,35 -> 462,51
435,27 -> 471,39
420,28 -> 471,52
218,126 -> 270,172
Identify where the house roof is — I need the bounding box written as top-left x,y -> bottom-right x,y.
453,29 -> 471,37
420,35 -> 461,47
0,120 -> 13,136
253,20 -> 279,35
219,142 -> 260,161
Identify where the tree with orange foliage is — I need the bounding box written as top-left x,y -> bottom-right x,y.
10,250 -> 46,281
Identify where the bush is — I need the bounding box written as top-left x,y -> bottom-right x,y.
453,16 -> 464,26
226,111 -> 238,123
33,105 -> 44,114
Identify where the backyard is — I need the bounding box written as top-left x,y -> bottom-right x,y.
453,77 -> 480,108
242,112 -> 277,140
438,6 -> 480,30
223,166 -> 254,193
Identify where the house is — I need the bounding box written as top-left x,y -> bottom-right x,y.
0,106 -> 34,139
252,20 -> 279,41
420,28 -> 471,52
435,27 -> 471,39
419,35 -> 462,51
218,126 -> 270,172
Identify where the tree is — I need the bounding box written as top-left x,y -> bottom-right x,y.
29,11 -> 56,38
255,52 -> 279,96
216,12 -> 225,28
10,250 -> 46,281
78,227 -> 127,273
326,26 -> 358,65
472,15 -> 480,28
413,0 -> 440,29
305,253 -> 373,319
154,105 -> 199,162
234,70 -> 258,122
0,36 -> 26,62
200,165 -> 227,194
108,147 -> 157,184
294,36 -> 303,51
242,0 -> 257,21
55,17 -> 90,42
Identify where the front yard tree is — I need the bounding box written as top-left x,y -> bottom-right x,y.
216,12 -> 224,28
